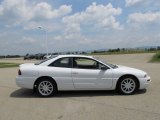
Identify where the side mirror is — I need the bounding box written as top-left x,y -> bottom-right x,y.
100,66 -> 107,70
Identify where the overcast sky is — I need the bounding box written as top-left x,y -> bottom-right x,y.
0,0 -> 160,55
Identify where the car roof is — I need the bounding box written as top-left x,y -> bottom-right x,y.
38,54 -> 94,66
56,54 -> 93,58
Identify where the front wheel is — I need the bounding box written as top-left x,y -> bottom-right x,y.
36,79 -> 56,97
117,77 -> 138,95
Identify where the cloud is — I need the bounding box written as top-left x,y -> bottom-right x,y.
1,0 -> 160,55
0,0 -> 72,26
62,2 -> 122,34
33,3 -> 72,21
125,0 -> 160,7
19,37 -> 37,44
125,0 -> 145,7
128,12 -> 160,23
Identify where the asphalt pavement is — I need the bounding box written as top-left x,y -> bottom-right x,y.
0,53 -> 159,120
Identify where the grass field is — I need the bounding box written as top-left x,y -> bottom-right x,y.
0,62 -> 19,68
150,52 -> 160,62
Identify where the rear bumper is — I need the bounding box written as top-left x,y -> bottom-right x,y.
16,76 -> 37,89
139,76 -> 151,89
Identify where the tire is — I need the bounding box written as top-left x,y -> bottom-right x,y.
117,76 -> 138,95
36,78 -> 57,97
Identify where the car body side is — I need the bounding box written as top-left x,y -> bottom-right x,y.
16,55 -> 150,91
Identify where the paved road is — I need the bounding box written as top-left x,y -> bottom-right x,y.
0,53 -> 160,120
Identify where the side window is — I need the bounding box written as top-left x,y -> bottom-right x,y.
49,57 -> 71,68
73,58 -> 99,69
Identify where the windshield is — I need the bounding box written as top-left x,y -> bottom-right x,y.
35,55 -> 58,65
93,57 -> 118,69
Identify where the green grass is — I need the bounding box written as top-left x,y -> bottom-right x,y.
0,62 -> 19,68
150,52 -> 160,63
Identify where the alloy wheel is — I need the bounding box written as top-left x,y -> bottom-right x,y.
120,78 -> 136,94
38,81 -> 54,96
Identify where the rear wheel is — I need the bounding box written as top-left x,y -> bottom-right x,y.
36,78 -> 56,97
117,76 -> 138,95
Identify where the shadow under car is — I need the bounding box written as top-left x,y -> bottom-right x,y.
10,88 -> 147,98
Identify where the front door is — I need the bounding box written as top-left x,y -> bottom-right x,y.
71,57 -> 113,89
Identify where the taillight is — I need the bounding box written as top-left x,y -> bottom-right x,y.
18,69 -> 21,75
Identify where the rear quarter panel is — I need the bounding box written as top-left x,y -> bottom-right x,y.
37,66 -> 75,90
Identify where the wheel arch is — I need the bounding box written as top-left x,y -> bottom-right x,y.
33,76 -> 58,90
116,74 -> 140,90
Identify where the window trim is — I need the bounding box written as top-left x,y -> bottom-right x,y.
48,56 -> 110,70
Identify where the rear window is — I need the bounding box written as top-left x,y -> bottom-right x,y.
35,55 -> 58,65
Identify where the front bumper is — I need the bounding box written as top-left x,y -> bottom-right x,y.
139,76 -> 151,89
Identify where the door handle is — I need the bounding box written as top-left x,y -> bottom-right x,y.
72,72 -> 78,74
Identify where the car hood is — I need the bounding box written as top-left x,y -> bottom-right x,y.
115,65 -> 146,75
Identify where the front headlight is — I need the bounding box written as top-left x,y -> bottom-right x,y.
144,74 -> 148,78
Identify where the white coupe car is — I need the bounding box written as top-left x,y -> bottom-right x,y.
16,55 -> 151,97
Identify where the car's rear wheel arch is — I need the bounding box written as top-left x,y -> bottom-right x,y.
34,76 -> 58,91
116,74 -> 140,91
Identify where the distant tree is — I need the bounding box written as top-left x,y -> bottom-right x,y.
52,53 -> 56,55
116,48 -> 120,52
81,52 -> 87,54
92,50 -> 98,53
149,48 -> 156,51
108,48 -> 120,52
66,52 -> 71,54
108,49 -> 112,52
121,48 -> 125,51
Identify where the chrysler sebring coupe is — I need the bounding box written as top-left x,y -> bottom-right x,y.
16,55 -> 151,97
